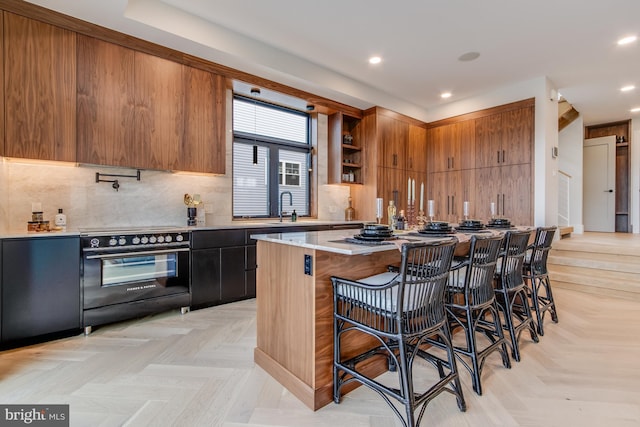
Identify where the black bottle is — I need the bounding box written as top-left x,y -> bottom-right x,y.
396,209 -> 405,230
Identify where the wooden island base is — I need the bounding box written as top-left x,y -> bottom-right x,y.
254,239 -> 403,410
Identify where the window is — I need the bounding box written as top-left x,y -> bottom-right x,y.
232,96 -> 311,218
279,161 -> 301,186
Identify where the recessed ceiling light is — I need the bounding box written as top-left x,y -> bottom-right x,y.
618,35 -> 637,45
631,107 -> 640,113
621,85 -> 636,92
441,92 -> 452,99
369,56 -> 381,64
458,51 -> 480,62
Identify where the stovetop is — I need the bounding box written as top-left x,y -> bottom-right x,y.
79,226 -> 189,236
80,226 -> 190,250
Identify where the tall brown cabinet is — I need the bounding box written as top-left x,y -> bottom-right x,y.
427,98 -> 534,226
347,108 -> 428,224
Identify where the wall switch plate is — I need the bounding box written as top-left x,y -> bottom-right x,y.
304,254 -> 313,276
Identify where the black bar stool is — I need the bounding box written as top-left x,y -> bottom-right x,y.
436,234 -> 511,395
332,240 -> 465,427
523,226 -> 558,336
494,230 -> 538,361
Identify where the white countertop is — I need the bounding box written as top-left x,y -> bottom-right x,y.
250,228 -> 456,255
0,220 -> 364,239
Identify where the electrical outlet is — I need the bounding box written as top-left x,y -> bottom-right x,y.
304,254 -> 313,276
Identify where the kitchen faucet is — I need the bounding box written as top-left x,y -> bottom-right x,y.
279,191 -> 293,222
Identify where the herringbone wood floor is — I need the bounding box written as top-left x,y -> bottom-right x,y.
1,255 -> 639,426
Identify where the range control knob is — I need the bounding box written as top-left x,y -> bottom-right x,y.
157,235 -> 165,243
109,237 -> 118,246
90,238 -> 100,248
164,235 -> 172,243
118,237 -> 127,245
140,236 -> 149,244
149,236 -> 157,244
132,236 -> 141,245
175,234 -> 184,242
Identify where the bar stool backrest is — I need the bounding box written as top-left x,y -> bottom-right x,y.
498,230 -> 532,290
460,235 -> 503,307
396,241 -> 457,334
528,226 -> 556,275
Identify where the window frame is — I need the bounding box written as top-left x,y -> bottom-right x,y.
232,95 -> 312,219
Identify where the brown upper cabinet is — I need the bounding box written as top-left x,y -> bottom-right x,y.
475,107 -> 533,168
427,120 -> 475,172
378,114 -> 408,169
76,36 -> 135,168
77,35 -> 225,174
4,12 -> 76,162
406,124 -> 427,173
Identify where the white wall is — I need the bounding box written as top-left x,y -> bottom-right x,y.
558,116 -> 584,233
426,76 -> 559,227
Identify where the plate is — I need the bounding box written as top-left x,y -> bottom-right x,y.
352,234 -> 398,242
455,225 -> 487,232
418,228 -> 455,235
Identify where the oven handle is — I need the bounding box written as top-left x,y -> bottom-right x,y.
85,247 -> 190,260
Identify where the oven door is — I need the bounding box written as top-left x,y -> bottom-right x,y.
83,247 -> 190,309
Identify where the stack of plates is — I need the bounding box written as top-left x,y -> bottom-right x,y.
418,221 -> 454,235
353,224 -> 397,241
486,218 -> 513,229
455,219 -> 486,231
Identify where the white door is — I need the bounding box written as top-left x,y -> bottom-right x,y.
583,136 -> 616,232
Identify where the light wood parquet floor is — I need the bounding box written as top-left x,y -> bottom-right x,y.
1,250 -> 639,426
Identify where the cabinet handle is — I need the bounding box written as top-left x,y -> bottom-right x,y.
393,154 -> 397,166
496,194 -> 500,215
497,150 -> 501,164
451,157 -> 454,169
409,158 -> 413,169
447,196 -> 450,214
447,157 -> 450,169
451,195 -> 455,215
502,150 -> 506,163
502,194 -> 505,216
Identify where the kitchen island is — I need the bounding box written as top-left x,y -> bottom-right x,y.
251,229 -> 461,410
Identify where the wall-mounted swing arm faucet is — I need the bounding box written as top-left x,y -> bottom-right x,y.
279,191 -> 293,222
95,170 -> 141,191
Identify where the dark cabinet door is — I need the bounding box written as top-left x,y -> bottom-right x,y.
2,237 -> 81,342
220,247 -> 247,302
246,245 -> 257,298
190,248 -> 221,308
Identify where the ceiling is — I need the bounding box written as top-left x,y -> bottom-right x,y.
26,0 -> 640,125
